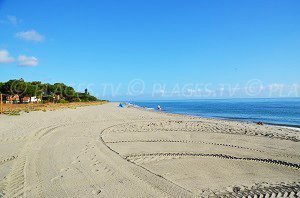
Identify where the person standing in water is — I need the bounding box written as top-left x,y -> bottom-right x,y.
157,105 -> 161,111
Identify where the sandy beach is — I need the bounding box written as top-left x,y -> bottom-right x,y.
0,102 -> 299,197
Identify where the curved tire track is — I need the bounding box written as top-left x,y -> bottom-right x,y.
3,124 -> 68,198
104,120 -> 299,142
0,155 -> 18,166
102,119 -> 300,196
125,152 -> 300,169
106,139 -> 263,153
100,123 -> 194,197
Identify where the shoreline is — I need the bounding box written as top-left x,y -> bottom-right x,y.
127,103 -> 300,132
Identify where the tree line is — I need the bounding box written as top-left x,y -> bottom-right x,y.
0,79 -> 99,102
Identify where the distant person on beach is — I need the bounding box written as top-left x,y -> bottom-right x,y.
157,105 -> 161,111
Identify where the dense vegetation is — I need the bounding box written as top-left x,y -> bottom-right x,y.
0,79 -> 100,103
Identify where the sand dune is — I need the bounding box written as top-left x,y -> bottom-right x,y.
0,103 -> 299,197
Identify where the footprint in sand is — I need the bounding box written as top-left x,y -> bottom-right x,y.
60,168 -> 70,172
92,189 -> 101,195
71,160 -> 80,164
50,175 -> 63,182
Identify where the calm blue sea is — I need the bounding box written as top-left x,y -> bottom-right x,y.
129,98 -> 300,128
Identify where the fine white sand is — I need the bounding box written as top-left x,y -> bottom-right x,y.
0,102 -> 299,197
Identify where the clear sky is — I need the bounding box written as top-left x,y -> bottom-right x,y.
0,0 -> 299,100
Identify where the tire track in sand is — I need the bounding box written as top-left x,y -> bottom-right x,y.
0,155 -> 18,166
100,123 -> 194,197
104,120 -> 299,142
102,120 -> 300,197
3,124 -> 66,198
213,182 -> 300,197
125,152 -> 300,169
106,139 -> 263,153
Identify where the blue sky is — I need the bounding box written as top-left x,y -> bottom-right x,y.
0,0 -> 299,100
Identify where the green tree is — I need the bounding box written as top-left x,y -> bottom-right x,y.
0,79 -> 101,102
2,80 -> 27,96
0,82 -> 4,93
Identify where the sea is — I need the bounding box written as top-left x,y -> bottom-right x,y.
129,98 -> 300,129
